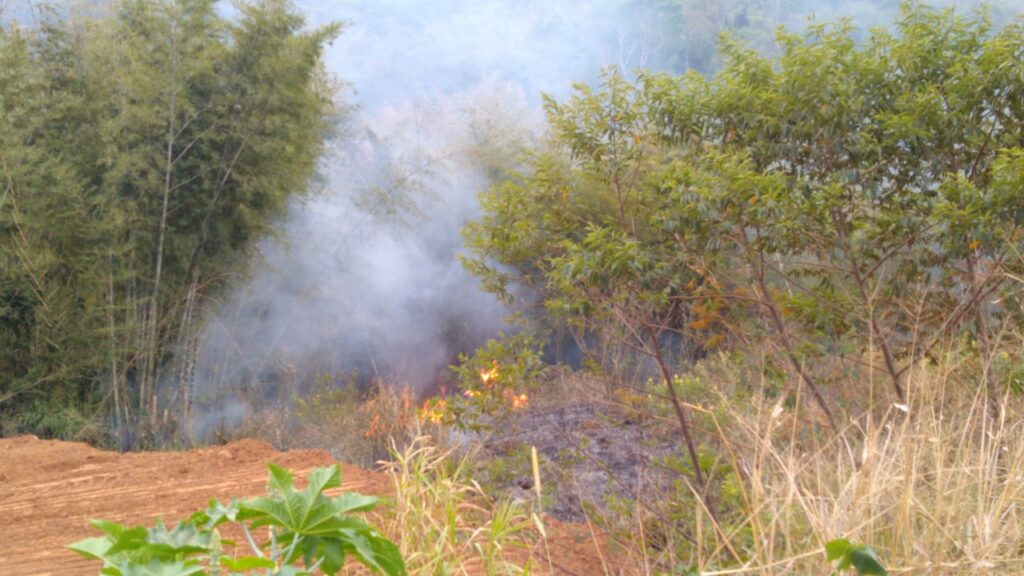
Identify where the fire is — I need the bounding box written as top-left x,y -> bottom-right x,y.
363,413 -> 382,439
511,393 -> 528,410
459,359 -> 528,412
501,388 -> 529,410
362,386 -> 417,439
419,398 -> 447,424
479,360 -> 499,387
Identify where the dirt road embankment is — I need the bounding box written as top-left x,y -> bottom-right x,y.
0,435 -> 386,575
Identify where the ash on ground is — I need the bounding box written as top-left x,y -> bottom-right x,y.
475,401 -> 681,523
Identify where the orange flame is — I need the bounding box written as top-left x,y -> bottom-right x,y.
419,398 -> 447,424
363,413 -> 382,439
511,393 -> 529,410
479,360 -> 500,387
502,387 -> 529,410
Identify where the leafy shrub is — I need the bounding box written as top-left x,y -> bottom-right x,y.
12,400 -> 106,444
464,2 -> 1024,432
69,464 -> 406,576
430,333 -> 544,429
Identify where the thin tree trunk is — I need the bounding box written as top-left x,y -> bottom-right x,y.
847,259 -> 906,404
832,210 -> 907,404
743,226 -> 838,432
644,323 -> 716,519
145,12 -> 180,436
107,252 -> 123,431
176,271 -> 199,444
753,264 -> 839,432
967,253 -> 1000,422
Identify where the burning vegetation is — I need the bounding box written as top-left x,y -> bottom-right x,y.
420,358 -> 531,426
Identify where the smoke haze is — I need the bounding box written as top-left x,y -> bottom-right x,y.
191,0 -> 1024,434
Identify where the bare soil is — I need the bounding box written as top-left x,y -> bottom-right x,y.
482,402 -> 676,523
0,435 -> 621,576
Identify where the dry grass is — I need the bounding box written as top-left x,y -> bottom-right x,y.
217,375 -> 421,467
613,349 -> 1024,575
381,437 -> 548,575
217,348 -> 1024,575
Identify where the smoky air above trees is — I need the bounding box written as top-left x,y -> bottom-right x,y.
193,0 -> 658,428
189,0 -> 1024,435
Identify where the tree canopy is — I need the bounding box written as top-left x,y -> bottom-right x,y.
464,2 -> 1024,441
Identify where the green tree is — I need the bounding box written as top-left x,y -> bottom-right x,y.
464,0 -> 1024,510
0,0 -> 341,444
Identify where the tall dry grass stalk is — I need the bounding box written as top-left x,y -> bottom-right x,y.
680,353 -> 1024,575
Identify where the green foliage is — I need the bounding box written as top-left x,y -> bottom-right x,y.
826,539 -> 888,575
0,0 -> 341,444
464,1 -> 1024,420
68,464 -> 406,576
461,8 -> 1024,566
292,372 -> 369,458
440,333 -> 544,428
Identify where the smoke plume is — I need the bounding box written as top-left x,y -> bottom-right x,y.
190,0 -> 1024,435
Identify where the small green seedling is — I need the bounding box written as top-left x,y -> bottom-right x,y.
826,538 -> 887,575
68,464 -> 406,576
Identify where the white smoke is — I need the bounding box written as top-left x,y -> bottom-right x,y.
190,0 -> 1024,435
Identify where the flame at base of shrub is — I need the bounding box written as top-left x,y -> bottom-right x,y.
419,359 -> 530,425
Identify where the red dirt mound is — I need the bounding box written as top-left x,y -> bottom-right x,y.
0,435 -> 385,575
0,436 -> 622,575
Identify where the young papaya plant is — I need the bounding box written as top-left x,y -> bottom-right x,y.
826,538 -> 887,575
68,464 -> 406,576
